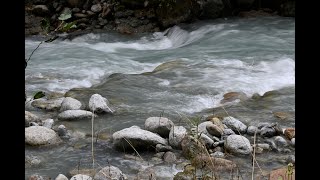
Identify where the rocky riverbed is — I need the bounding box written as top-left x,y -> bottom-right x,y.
25,90 -> 295,179
25,0 -> 295,36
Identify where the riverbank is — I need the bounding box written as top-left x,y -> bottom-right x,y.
25,0 -> 295,37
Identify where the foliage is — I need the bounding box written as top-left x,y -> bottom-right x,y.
56,9 -> 77,32
33,91 -> 46,100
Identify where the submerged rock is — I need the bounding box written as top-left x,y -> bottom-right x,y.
222,116 -> 247,134
60,97 -> 82,111
25,126 -> 61,146
94,165 -> 127,180
220,91 -> 248,104
169,126 -> 187,149
144,117 -> 174,138
25,155 -> 42,168
89,94 -> 114,113
57,110 -> 94,120
225,135 -> 252,155
112,126 -> 167,150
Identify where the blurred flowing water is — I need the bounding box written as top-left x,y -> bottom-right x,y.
25,16 -> 294,179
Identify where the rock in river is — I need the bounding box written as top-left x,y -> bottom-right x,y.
25,126 -> 61,146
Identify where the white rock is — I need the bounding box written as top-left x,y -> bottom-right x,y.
25,126 -> 61,146
70,174 -> 92,180
225,135 -> 252,155
291,138 -> 295,146
60,97 -> 82,111
57,110 -> 94,120
89,94 -> 114,113
144,117 -> 174,137
222,116 -> 247,134
112,126 -> 167,150
169,126 -> 187,149
55,174 -> 68,180
94,165 -> 127,180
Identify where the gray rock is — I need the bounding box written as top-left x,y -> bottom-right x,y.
154,152 -> 165,158
25,111 -> 41,127
206,123 -> 223,137
247,126 -> 259,136
29,122 -> 40,126
169,126 -> 187,149
70,174 -> 92,180
57,110 -> 94,120
55,174 -> 68,180
25,126 -> 61,146
211,151 -> 225,158
197,121 -> 215,138
222,116 -> 247,134
91,4 -> 102,13
286,155 -> 295,164
42,119 -> 54,129
264,139 -> 277,150
112,126 -> 167,150
225,135 -> 252,155
156,144 -> 173,152
257,122 -> 270,129
257,143 -> 270,150
74,13 -> 88,18
25,155 -> 42,168
163,151 -> 176,163
60,97 -> 82,111
57,125 -> 71,138
274,136 -> 288,148
89,94 -> 114,113
223,128 -> 235,136
144,117 -> 174,137
291,138 -> 295,147
260,126 -> 276,137
198,133 -> 214,148
31,97 -> 64,111
94,165 -> 127,180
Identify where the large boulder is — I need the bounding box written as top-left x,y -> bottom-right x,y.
222,116 -> 247,134
94,165 -> 127,180
25,126 -> 61,146
169,126 -> 187,149
112,126 -> 167,151
144,117 -> 174,137
60,97 -> 82,111
224,135 -> 252,155
57,110 -> 94,120
89,94 -> 114,113
31,97 -> 64,111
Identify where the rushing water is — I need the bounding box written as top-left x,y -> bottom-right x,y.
25,16 -> 295,179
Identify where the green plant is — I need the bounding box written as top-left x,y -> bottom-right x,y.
55,9 -> 77,32
40,18 -> 50,34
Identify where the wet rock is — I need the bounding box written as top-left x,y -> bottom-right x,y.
247,126 -> 259,136
89,94 -> 114,113
192,155 -> 237,171
211,151 -> 225,158
31,97 -> 64,111
220,91 -> 248,104
94,165 -> 127,180
286,155 -> 295,164
257,143 -> 270,150
206,123 -> 223,137
163,151 -> 176,163
70,174 -> 92,180
57,110 -> 94,120
25,111 -> 41,127
60,97 -> 82,111
169,126 -> 187,149
225,135 -> 252,155
55,174 -> 68,180
25,155 -> 42,168
112,126 -> 167,151
223,128 -> 235,136
32,5 -> 50,16
222,116 -> 247,134
144,117 -> 174,138
156,144 -> 173,152
284,128 -> 295,140
260,126 -> 276,138
91,4 -> 102,13
25,126 -> 61,146
57,125 -> 71,138
274,136 -> 288,148
42,119 -> 54,129
273,111 -> 290,120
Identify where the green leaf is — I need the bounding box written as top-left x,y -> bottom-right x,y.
61,21 -> 77,32
58,9 -> 72,21
33,91 -> 45,100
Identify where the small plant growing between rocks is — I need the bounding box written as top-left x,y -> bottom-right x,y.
55,9 -> 77,32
